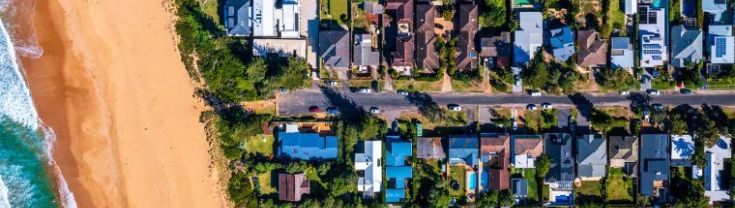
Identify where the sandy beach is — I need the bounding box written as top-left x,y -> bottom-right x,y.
20,0 -> 228,207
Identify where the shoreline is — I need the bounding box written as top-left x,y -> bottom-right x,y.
20,0 -> 229,207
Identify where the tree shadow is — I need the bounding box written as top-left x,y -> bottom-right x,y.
405,92 -> 445,122
627,92 -> 652,114
319,86 -> 368,123
568,93 -> 593,120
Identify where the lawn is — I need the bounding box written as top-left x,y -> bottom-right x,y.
575,181 -> 603,205
605,0 -> 627,37
451,79 -> 486,92
449,166 -> 467,197
245,134 -> 274,156
321,0 -> 348,26
524,168 -> 540,202
393,79 -> 443,92
445,111 -> 468,126
651,77 -> 676,90
349,79 -> 384,91
707,77 -> 735,89
522,109 -> 557,133
257,172 -> 277,194
590,108 -> 629,133
201,0 -> 221,25
604,168 -> 635,203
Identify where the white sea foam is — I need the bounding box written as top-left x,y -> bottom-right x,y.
0,175 -> 11,208
0,18 -> 38,129
41,126 -> 78,208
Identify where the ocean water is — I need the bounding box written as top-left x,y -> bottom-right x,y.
0,1 -> 76,207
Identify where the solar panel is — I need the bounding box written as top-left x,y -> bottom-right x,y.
715,37 -> 727,58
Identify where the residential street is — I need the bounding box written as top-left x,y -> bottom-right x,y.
277,86 -> 735,117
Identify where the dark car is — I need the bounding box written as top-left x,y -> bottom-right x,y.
680,88 -> 692,95
326,107 -> 338,115
309,106 -> 320,112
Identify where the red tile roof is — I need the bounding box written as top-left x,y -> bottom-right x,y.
278,173 -> 310,202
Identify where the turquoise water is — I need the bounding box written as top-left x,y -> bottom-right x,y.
468,172 -> 477,190
0,117 -> 57,208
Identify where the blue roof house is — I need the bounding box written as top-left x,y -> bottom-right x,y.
386,135 -> 413,203
448,135 -> 480,167
640,134 -> 670,202
549,26 -> 575,62
513,12 -> 543,66
278,130 -> 338,160
223,0 -> 251,36
611,37 -> 635,68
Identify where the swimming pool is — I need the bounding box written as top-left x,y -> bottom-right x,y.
467,172 -> 477,190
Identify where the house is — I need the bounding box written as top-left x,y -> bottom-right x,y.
479,32 -> 512,68
278,173 -> 310,202
511,135 -> 543,168
692,135 -> 732,204
417,137 -> 446,159
251,0 -> 300,38
354,33 -> 380,68
671,135 -> 694,167
702,0 -> 728,23
480,133 -> 511,192
577,30 -> 608,67
223,0 -> 251,36
385,136 -> 413,203
513,12 -> 543,66
549,26 -> 575,62
277,124 -> 338,160
576,134 -> 607,180
639,134 -> 670,202
609,135 -> 639,176
362,1 -> 385,15
708,25 -> 734,64
416,4 -> 440,71
544,133 -> 574,206
624,0 -> 637,15
355,140 -> 382,197
319,30 -> 351,74
512,178 -> 528,199
455,2 -> 479,71
611,37 -> 635,68
670,26 -> 703,68
638,5 -> 668,68
386,0 -> 415,70
448,135 -> 479,167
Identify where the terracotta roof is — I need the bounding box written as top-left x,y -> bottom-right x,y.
278,173 -> 310,202
455,2 -> 479,71
417,137 -> 446,159
514,138 -> 543,157
481,134 -> 511,191
416,4 -> 439,70
577,30 -> 608,67
386,0 -> 415,67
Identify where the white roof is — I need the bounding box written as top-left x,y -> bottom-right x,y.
355,140 -> 383,195
252,0 -> 300,37
625,0 -> 637,15
639,8 -> 667,68
671,135 -> 694,160
513,154 -> 536,168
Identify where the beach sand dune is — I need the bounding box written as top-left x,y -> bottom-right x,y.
21,0 -> 229,207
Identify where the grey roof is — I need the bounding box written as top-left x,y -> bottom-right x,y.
353,34 -> 380,66
448,135 -> 479,166
576,135 -> 607,178
671,26 -> 703,68
708,25 -> 734,64
611,37 -> 635,68
639,134 -> 670,197
319,30 -> 351,68
362,1 -> 384,14
703,0 -> 728,23
544,133 -> 574,191
513,12 -> 543,66
224,0 -> 251,36
609,136 -> 638,161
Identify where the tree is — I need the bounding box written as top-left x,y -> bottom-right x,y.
536,154 -> 552,178
522,50 -> 550,89
245,58 -> 268,82
697,117 -> 720,147
479,0 -> 507,29
498,190 -> 514,207
597,68 -> 639,91
279,57 -> 311,90
328,174 -> 356,197
476,190 -> 499,207
692,142 -> 707,168
673,180 -> 709,207
669,114 -> 688,135
285,161 -> 309,174
428,188 -> 452,208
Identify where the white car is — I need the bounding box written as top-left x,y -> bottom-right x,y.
541,103 -> 553,110
527,104 -> 537,111
397,90 -> 410,96
326,80 -> 338,86
358,87 -> 372,93
448,104 -> 462,111
619,91 -> 630,95
369,107 -> 380,114
530,91 -> 542,97
647,89 -> 660,96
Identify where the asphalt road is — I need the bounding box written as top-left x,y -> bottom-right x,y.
278,87 -> 735,117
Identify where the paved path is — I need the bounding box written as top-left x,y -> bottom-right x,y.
278,87 -> 735,116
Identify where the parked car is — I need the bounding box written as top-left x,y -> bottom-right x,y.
527,104 -> 537,111
647,89 -> 660,96
279,87 -> 288,93
680,88 -> 692,95
619,91 -> 630,96
541,102 -> 553,110
448,104 -> 462,111
397,90 -> 410,96
326,107 -> 338,115
369,107 -> 380,114
309,106 -> 320,112
529,91 -> 542,97
651,103 -> 664,110
358,87 -> 372,93
326,80 -> 338,86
